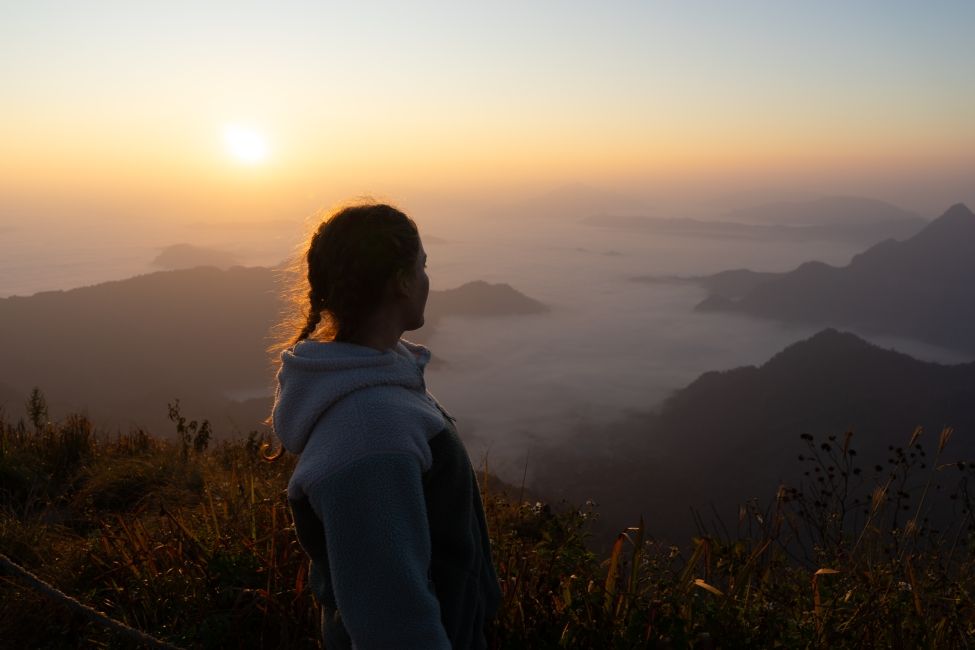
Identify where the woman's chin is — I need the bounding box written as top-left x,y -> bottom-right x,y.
405,316 -> 425,332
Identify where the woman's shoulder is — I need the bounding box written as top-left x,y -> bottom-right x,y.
338,383 -> 444,433
290,385 -> 447,495
336,385 -> 446,450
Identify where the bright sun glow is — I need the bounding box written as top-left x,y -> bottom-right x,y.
222,124 -> 268,164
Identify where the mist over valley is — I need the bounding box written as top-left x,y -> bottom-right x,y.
3,192 -> 973,540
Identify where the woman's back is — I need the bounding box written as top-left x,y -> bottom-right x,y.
270,204 -> 500,648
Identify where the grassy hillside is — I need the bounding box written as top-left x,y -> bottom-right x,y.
2,401 -> 975,648
533,329 -> 975,542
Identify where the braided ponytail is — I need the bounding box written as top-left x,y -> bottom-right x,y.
292,225 -> 331,345
294,283 -> 330,345
295,306 -> 322,344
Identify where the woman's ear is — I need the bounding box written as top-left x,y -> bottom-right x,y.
393,268 -> 413,296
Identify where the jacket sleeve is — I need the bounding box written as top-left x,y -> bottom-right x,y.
304,451 -> 451,650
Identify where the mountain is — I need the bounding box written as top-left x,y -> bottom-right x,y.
503,183 -> 651,220
697,204 -> 975,353
645,196 -> 927,245
151,244 -> 242,270
534,329 -> 975,540
690,268 -> 783,300
584,208 -> 925,246
426,280 -> 547,318
0,266 -> 546,434
721,195 -> 924,226
632,268 -> 783,301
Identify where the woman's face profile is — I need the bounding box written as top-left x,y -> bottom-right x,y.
402,240 -> 429,331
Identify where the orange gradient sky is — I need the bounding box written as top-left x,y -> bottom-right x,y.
2,2 -> 974,222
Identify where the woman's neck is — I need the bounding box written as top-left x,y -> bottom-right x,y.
340,314 -> 405,352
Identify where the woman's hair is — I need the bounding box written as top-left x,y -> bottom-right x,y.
263,202 -> 419,460
283,201 -> 420,348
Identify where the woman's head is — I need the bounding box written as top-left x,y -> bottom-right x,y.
290,202 -> 427,345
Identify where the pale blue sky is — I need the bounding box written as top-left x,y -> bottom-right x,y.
2,1 -> 973,216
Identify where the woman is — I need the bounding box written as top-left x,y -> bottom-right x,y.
271,203 -> 501,649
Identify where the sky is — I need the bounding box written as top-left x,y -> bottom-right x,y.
2,1 -> 974,224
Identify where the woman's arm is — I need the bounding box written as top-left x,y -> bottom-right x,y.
305,452 -> 451,649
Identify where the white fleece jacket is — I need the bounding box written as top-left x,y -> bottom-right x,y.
273,338 -> 453,649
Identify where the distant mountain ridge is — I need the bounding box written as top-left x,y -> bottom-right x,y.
537,329 -> 975,539
695,203 -> 975,353
508,182 -> 651,220
0,266 -> 546,434
585,195 -> 926,246
721,195 -> 923,225
584,214 -> 925,246
151,244 -> 242,270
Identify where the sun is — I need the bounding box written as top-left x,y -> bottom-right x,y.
222,124 -> 268,165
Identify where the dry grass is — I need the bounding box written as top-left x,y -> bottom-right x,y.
2,404 -> 974,648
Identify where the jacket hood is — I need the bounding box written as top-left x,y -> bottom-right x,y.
272,339 -> 431,455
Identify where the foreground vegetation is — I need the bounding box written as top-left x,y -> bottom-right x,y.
2,397 -> 974,648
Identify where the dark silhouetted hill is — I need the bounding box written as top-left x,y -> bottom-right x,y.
0,267 -> 546,434
696,203 -> 975,353
633,268 -> 781,300
694,268 -> 782,300
426,280 -> 547,318
536,329 -> 975,540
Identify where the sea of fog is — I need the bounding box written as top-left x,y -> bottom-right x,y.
419,217 -> 972,481
2,213 -> 970,485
